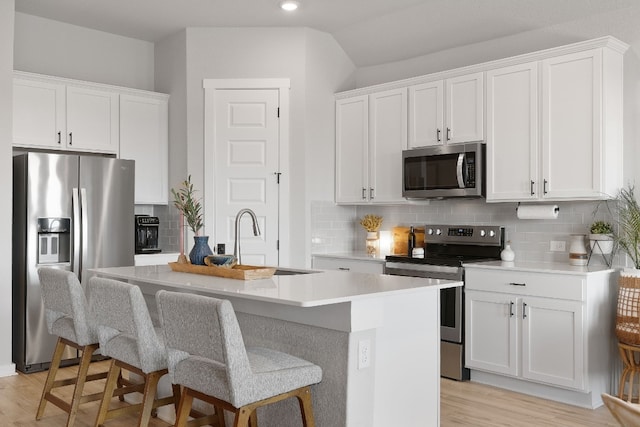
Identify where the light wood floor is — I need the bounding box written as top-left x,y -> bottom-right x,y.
0,360 -> 621,426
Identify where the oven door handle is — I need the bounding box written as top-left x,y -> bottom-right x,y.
384,263 -> 463,280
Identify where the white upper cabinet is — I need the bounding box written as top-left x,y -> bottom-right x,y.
368,88 -> 408,203
13,72 -> 119,154
445,72 -> 484,144
65,86 -> 119,153
487,43 -> 625,202
541,49 -> 616,200
336,36 -> 627,205
408,72 -> 483,148
336,95 -> 368,204
336,88 -> 407,204
119,93 -> 169,205
486,62 -> 539,201
408,81 -> 444,148
13,77 -> 66,149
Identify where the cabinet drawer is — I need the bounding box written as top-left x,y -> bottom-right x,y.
466,269 -> 584,301
312,256 -> 384,274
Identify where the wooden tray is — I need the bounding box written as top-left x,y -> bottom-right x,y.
168,262 -> 276,280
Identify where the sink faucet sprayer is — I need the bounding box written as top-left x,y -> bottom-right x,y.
233,208 -> 261,265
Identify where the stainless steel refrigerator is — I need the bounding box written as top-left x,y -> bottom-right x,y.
12,152 -> 134,373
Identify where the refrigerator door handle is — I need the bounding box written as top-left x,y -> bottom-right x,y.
72,188 -> 81,274
80,188 -> 89,280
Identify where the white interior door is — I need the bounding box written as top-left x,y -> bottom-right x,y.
213,89 -> 280,266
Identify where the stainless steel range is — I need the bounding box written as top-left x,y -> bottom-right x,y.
384,224 -> 504,381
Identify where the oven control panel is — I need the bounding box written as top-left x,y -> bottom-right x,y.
425,225 -> 503,246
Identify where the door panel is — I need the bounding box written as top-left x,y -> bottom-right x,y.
409,81 -> 444,148
213,89 -> 279,266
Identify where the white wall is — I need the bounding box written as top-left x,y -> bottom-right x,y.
170,27 -> 354,267
303,30 -> 357,263
155,30 -> 188,204
1,1 -> 15,375
187,27 -> 307,266
14,12 -> 155,90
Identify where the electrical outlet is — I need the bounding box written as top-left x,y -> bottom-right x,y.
550,240 -> 566,252
358,339 -> 371,369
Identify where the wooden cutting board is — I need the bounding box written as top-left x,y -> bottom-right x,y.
391,226 -> 425,255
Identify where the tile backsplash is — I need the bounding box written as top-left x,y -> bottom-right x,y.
135,204 -> 180,253
311,199 -> 624,268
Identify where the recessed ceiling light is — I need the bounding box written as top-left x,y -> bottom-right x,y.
280,0 -> 300,11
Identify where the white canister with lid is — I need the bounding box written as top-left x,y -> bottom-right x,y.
500,241 -> 515,262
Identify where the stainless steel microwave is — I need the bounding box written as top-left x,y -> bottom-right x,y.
402,142 -> 486,199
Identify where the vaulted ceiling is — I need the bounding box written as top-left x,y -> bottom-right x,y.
14,0 -> 640,67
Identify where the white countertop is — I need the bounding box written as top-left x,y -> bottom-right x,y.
89,264 -> 461,308
463,260 -> 616,275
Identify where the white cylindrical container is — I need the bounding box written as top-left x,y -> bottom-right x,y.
569,234 -> 588,266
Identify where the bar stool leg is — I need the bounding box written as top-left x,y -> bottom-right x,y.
36,338 -> 67,420
95,360 -> 122,426
67,343 -> 99,427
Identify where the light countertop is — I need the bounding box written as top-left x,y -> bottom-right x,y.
89,264 -> 461,308
463,260 -> 616,275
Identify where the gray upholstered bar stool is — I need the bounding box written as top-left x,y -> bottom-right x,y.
156,290 -> 322,427
36,267 -> 110,427
87,277 -> 180,427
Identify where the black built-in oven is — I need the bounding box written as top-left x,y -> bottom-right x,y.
384,224 -> 504,381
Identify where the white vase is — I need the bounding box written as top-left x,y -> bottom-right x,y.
366,231 -> 380,257
501,243 -> 515,262
589,233 -> 614,255
569,234 -> 588,266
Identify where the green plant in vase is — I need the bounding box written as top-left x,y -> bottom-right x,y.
171,176 -> 211,265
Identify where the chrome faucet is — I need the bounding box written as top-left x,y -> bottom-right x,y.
233,208 -> 261,265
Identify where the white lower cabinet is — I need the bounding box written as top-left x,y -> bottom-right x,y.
465,265 -> 614,408
521,296 -> 583,389
467,289 -> 583,389
311,255 -> 384,274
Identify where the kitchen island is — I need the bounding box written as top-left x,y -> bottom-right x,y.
88,264 -> 462,427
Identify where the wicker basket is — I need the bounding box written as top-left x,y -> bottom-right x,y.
616,273 -> 640,346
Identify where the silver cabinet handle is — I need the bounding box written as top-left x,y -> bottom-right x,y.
362,188 -> 366,200
509,301 -> 514,317
543,179 -> 548,195
446,127 -> 451,141
530,180 -> 535,196
370,188 -> 374,199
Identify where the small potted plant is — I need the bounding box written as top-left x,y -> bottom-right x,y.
589,220 -> 614,255
171,176 -> 211,265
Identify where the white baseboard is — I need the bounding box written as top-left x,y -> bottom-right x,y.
0,363 -> 16,377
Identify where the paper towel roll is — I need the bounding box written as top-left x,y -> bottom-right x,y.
516,204 -> 559,220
